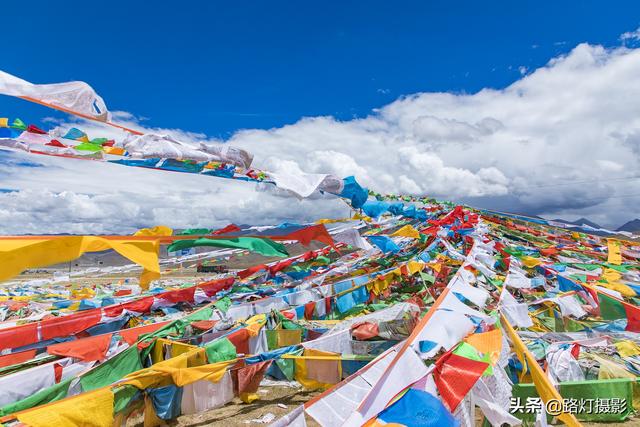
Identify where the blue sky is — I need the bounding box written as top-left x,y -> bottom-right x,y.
1,0 -> 639,138
2,1 -> 640,233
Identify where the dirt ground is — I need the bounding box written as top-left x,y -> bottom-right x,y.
125,385 -> 321,427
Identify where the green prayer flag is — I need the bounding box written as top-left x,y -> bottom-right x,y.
113,385 -> 140,414
313,256 -> 331,265
10,118 -> 26,130
275,348 -> 302,380
74,142 -> 103,152
214,296 -> 231,313
80,346 -> 142,392
604,264 -> 633,272
167,237 -> 288,258
598,293 -> 627,320
571,263 -> 602,271
184,307 -> 214,322
565,317 -> 585,332
177,228 -> 212,236
453,342 -> 492,375
0,377 -> 72,416
419,272 -> 435,284
266,330 -> 278,350
149,307 -> 215,340
204,337 -> 237,363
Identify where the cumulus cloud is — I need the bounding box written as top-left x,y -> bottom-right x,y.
2,38 -> 640,232
0,150 -> 350,234
620,27 -> 640,43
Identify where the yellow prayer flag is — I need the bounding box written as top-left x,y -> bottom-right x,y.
186,348 -> 208,367
165,360 -> 236,386
607,239 -> 623,265
598,278 -> 636,298
407,260 -> 425,275
353,212 -> 373,222
171,341 -> 197,358
134,225 -> 173,237
17,388 -> 114,427
0,236 -> 160,289
391,224 -> 421,239
275,329 -> 302,347
520,256 -> 542,268
103,146 -> 126,155
316,218 -> 349,224
65,301 -> 81,311
501,315 -> 581,427
143,395 -> 165,427
615,340 -> 640,358
295,348 -> 342,390
0,118 -> 8,128
367,269 -> 401,295
246,321 -> 264,337
464,328 -> 503,364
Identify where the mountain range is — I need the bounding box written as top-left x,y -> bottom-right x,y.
551,217 -> 640,233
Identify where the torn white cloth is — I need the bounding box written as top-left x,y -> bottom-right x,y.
0,70 -> 110,121
0,358 -> 71,406
269,170 -> 343,198
180,371 -> 235,415
332,228 -> 374,251
199,143 -> 253,169
123,133 -> 213,162
411,308 -> 475,358
499,288 -> 533,328
270,405 -> 306,427
306,347 -> 397,427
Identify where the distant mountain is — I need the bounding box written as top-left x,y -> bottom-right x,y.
617,219 -> 640,233
551,217 -> 602,229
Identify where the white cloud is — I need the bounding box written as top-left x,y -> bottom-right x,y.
0,155 -> 350,234
620,27 -> 640,43
2,40 -> 640,231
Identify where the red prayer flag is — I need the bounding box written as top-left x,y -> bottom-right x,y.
212,224 -> 241,235
227,328 -> 251,354
351,322 -> 379,340
54,362 -> 63,383
624,303 -> 640,332
117,296 -> 155,315
281,310 -> 295,320
159,287 -> 196,304
238,264 -> 268,279
325,297 -> 332,314
0,322 -> 39,351
40,310 -> 101,341
236,360 -> 273,394
48,333 -> 113,362
191,320 -> 217,331
434,352 -> 488,411
0,349 -> 37,368
198,277 -> 234,297
46,139 -> 67,148
119,321 -> 170,345
271,224 -> 335,248
304,301 -> 316,320
27,124 -> 47,134
306,251 -> 320,262
269,258 -> 295,276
